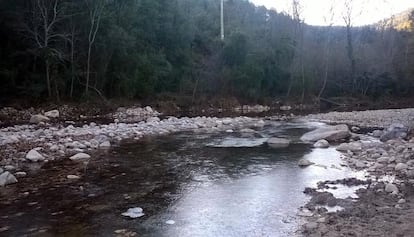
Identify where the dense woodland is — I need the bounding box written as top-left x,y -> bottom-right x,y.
0,0 -> 413,106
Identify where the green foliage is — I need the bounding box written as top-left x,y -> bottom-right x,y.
0,0 -> 413,103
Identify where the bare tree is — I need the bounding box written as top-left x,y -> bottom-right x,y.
69,14 -> 77,98
318,1 -> 336,98
286,0 -> 305,101
24,0 -> 67,99
84,0 -> 104,95
342,0 -> 366,95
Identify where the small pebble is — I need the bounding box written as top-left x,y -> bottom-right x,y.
166,220 -> 175,225
67,175 -> 80,180
398,199 -> 406,204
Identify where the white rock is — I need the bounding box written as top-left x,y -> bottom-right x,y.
381,123 -> 408,142
165,220 -> 175,225
90,139 -> 100,148
146,117 -> 160,123
385,183 -> 399,193
144,106 -> 153,113
0,171 -> 18,187
26,149 -> 45,162
15,172 -> 27,178
336,142 -> 362,152
351,126 -> 360,132
121,207 -> 145,218
298,159 -> 314,167
44,109 -> 59,118
50,145 -> 59,151
4,165 -> 16,171
207,138 -> 267,148
280,105 -> 292,111
30,114 -> 50,124
377,156 -> 389,164
354,161 -> 366,168
372,130 -> 383,138
301,125 -> 350,142
398,199 -> 406,204
313,139 -> 329,148
395,163 -> 408,171
267,137 -> 291,148
99,141 -> 111,148
69,153 -> 91,161
222,118 -> 232,125
297,208 -> 314,217
316,217 -> 326,223
240,128 -> 256,133
67,175 -> 80,180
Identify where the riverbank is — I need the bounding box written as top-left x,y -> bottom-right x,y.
300,109 -> 414,236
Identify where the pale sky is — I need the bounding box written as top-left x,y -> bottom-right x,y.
250,0 -> 414,26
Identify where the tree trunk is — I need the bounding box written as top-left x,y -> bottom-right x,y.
70,28 -> 75,98
86,43 -> 92,95
45,59 -> 52,97
318,32 -> 332,99
346,26 -> 356,94
300,63 -> 305,103
54,75 -> 60,102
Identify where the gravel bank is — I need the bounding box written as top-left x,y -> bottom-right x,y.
0,106 -> 279,187
303,108 -> 414,128
300,108 -> 414,236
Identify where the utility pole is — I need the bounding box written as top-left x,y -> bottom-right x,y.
220,0 -> 224,41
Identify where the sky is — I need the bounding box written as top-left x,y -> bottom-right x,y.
250,0 -> 414,26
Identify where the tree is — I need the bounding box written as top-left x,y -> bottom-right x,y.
342,0 -> 358,94
84,0 -> 104,96
318,1 -> 336,98
286,0 -> 306,101
24,0 -> 67,99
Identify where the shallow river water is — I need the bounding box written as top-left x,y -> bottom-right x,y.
0,121 -> 364,237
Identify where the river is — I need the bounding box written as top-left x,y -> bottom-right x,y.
0,120 -> 364,237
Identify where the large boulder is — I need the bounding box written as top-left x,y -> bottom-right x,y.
313,139 -> 329,148
266,137 -> 291,148
30,114 -> 50,124
298,159 -> 314,167
0,171 -> 18,187
69,153 -> 91,161
385,183 -> 398,193
280,105 -> 292,111
301,125 -> 350,142
44,109 -> 60,118
99,141 -> 111,148
26,148 -> 45,162
336,142 -> 362,152
395,163 -> 408,171
380,123 -> 408,142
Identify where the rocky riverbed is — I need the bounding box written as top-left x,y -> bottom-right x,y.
2,106 -> 414,236
1,106 -> 288,187
303,108 -> 414,129
299,109 -> 414,237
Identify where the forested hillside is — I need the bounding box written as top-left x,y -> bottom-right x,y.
0,0 -> 413,105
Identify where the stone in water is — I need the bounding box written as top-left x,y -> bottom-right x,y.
166,220 -> 175,225
122,207 -> 145,218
